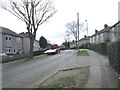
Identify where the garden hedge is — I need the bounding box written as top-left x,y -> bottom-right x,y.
33,50 -> 46,56
107,41 -> 120,74
88,43 -> 107,55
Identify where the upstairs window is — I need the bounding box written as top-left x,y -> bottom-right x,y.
16,37 -> 21,43
5,35 -> 11,41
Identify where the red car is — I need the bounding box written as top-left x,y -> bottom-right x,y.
44,44 -> 60,55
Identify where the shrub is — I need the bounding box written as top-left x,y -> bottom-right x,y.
107,41 -> 120,74
88,43 -> 107,55
33,50 -> 46,56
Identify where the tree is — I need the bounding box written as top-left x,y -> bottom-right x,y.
1,0 -> 56,58
39,36 -> 47,49
65,21 -> 84,49
65,21 -> 78,48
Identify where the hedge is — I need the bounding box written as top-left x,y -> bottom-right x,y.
33,50 -> 46,56
79,41 -> 120,74
107,41 -> 120,74
88,43 -> 107,55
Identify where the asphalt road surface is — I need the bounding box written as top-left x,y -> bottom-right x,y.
2,49 -> 118,88
2,50 -> 77,88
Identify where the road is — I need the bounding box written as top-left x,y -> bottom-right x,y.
2,49 -> 118,88
2,50 -> 77,88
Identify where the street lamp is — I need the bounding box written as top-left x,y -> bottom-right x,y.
85,20 -> 88,36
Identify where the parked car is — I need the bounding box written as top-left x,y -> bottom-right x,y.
44,44 -> 60,55
0,53 -> 7,56
60,45 -> 66,50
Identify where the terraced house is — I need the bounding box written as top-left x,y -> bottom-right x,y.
0,26 -> 24,55
110,21 -> 120,42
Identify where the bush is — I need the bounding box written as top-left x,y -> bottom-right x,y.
88,43 -> 107,55
107,41 -> 120,74
33,50 -> 46,56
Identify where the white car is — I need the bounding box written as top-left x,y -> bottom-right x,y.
44,44 -> 60,55
0,53 -> 7,56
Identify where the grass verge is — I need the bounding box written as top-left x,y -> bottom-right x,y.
40,76 -> 75,88
77,50 -> 89,56
38,66 -> 89,89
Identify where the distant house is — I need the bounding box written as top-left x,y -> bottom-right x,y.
98,24 -> 111,43
110,21 -> 120,42
90,36 -> 94,44
33,40 -> 40,51
19,32 -> 40,54
79,35 -> 90,46
0,26 -> 24,55
91,24 -> 111,44
69,40 -> 76,49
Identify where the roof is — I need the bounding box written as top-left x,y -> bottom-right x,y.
110,21 -> 120,29
0,26 -> 23,37
19,32 -> 29,38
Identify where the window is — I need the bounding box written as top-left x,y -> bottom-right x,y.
5,35 -> 11,41
6,37 -> 8,40
14,49 -> 16,53
9,37 -> 11,40
16,37 -> 21,43
5,47 -> 11,53
18,49 -> 20,52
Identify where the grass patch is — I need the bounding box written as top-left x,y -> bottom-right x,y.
77,50 -> 89,56
16,55 -> 46,65
40,76 -> 75,88
37,66 -> 89,89
61,67 -> 82,71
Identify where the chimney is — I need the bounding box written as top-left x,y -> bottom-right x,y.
104,24 -> 108,29
95,29 -> 98,33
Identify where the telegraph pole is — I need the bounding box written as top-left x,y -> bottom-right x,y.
77,12 -> 80,52
85,20 -> 88,36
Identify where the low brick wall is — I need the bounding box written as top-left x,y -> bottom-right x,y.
2,53 -> 30,63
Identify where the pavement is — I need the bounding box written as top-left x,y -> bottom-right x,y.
84,50 -> 118,88
2,49 -> 119,88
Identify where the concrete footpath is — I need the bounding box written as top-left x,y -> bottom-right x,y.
84,50 -> 118,88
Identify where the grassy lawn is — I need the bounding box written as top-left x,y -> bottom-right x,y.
77,50 -> 89,56
40,76 -> 75,88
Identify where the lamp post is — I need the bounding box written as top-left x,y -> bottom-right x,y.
85,20 -> 88,36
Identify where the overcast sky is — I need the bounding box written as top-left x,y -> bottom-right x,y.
0,0 -> 119,45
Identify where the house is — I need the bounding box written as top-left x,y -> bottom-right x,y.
110,21 -> 120,42
69,40 -> 76,49
0,26 -> 24,55
98,24 -> 111,43
19,32 -> 40,54
79,35 -> 90,46
33,40 -> 40,51
89,35 -> 94,44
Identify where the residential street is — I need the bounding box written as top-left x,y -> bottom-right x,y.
2,49 -> 118,88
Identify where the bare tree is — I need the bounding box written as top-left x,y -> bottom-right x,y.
65,21 -> 78,48
65,21 -> 84,48
1,0 -> 56,57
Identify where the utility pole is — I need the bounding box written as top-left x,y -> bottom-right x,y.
85,20 -> 88,36
77,12 -> 80,52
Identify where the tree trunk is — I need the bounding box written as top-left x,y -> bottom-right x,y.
29,35 -> 35,58
75,37 -> 77,49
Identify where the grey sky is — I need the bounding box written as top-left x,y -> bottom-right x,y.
0,0 -> 119,45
